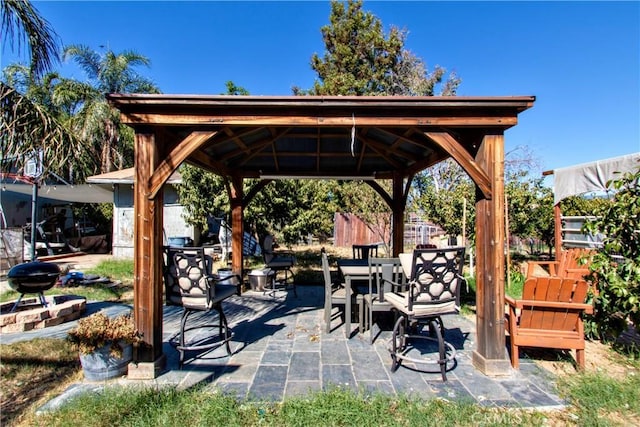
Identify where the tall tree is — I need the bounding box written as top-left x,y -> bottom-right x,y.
62,45 -> 159,173
0,0 -> 60,78
296,0 -> 461,249
298,0 -> 460,96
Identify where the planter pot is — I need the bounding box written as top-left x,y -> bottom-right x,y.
79,342 -> 133,381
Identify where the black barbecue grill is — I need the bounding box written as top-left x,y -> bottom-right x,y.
7,261 -> 61,312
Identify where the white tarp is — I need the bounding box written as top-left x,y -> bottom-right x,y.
2,183 -> 113,203
553,153 -> 640,205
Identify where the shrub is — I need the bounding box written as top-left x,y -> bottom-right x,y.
583,164 -> 640,340
67,312 -> 140,357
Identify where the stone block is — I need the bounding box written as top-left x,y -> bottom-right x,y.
42,316 -> 66,328
48,305 -> 74,318
0,313 -> 17,327
63,311 -> 83,322
16,308 -> 50,323
2,321 -> 35,333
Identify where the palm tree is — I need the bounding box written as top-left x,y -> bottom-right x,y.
0,0 -> 80,180
62,45 -> 160,173
0,82 -> 88,179
1,0 -> 60,78
2,64 -> 99,182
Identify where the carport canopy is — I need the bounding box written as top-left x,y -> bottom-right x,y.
106,94 -> 534,378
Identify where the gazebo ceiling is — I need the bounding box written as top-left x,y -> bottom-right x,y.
107,95 -> 535,180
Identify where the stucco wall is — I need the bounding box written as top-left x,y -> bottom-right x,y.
111,184 -> 194,259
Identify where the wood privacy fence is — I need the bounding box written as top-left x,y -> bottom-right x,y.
333,213 -> 389,247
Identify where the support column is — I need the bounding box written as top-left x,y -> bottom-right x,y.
128,132 -> 166,379
391,173 -> 405,256
230,176 -> 244,293
554,204 -> 562,258
472,133 -> 511,376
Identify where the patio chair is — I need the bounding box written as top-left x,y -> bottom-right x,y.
162,246 -> 239,367
505,276 -> 593,369
526,248 -> 593,281
360,257 -> 406,343
262,234 -> 296,296
322,250 -> 362,334
385,247 -> 466,381
352,244 -> 378,260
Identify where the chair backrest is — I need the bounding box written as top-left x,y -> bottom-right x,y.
163,246 -> 214,310
408,247 -> 465,311
353,244 -> 378,260
321,251 -> 332,287
218,221 -> 231,261
368,257 -> 404,303
321,251 -> 334,308
262,234 -> 276,263
519,276 -> 589,331
558,248 -> 593,280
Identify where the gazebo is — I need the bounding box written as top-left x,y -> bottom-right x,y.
106,94 -> 535,379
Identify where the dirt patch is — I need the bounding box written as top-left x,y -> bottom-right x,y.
531,339 -> 635,380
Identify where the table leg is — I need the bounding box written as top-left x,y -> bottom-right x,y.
345,276 -> 351,338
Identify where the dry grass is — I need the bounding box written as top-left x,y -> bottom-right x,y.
0,338 -> 82,426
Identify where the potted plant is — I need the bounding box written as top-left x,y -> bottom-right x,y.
67,311 -> 140,381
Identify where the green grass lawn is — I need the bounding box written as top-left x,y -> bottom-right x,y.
4,345 -> 637,427
0,259 -> 134,304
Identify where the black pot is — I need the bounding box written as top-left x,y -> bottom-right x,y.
7,261 -> 61,294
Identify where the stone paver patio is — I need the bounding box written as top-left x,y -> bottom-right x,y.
3,285 -> 566,412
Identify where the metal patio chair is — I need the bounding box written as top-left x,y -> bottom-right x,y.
262,234 -> 296,296
385,247 -> 466,381
162,246 -> 239,367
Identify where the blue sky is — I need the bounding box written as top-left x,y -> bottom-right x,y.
2,1 -> 639,179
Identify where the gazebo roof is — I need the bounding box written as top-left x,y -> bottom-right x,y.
107,94 -> 534,181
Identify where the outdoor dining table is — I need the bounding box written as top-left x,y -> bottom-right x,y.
336,258 -> 370,338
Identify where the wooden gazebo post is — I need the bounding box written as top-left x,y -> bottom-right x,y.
230,176 -> 244,283
128,132 -> 166,379
472,133 -> 511,375
392,172 -> 406,256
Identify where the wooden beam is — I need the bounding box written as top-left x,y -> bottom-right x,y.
129,132 -> 165,379
185,150 -> 232,176
425,132 -> 492,199
392,173 -> 406,256
245,179 -> 272,207
472,133 -> 511,376
122,113 -> 518,128
148,130 -> 218,198
229,176 -> 244,286
554,204 -> 563,258
366,180 -> 392,207
359,134 -> 406,168
236,128 -> 292,168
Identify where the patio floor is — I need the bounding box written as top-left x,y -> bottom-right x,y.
5,284 -> 567,413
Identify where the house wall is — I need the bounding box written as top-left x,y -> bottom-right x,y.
111,184 -> 194,259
